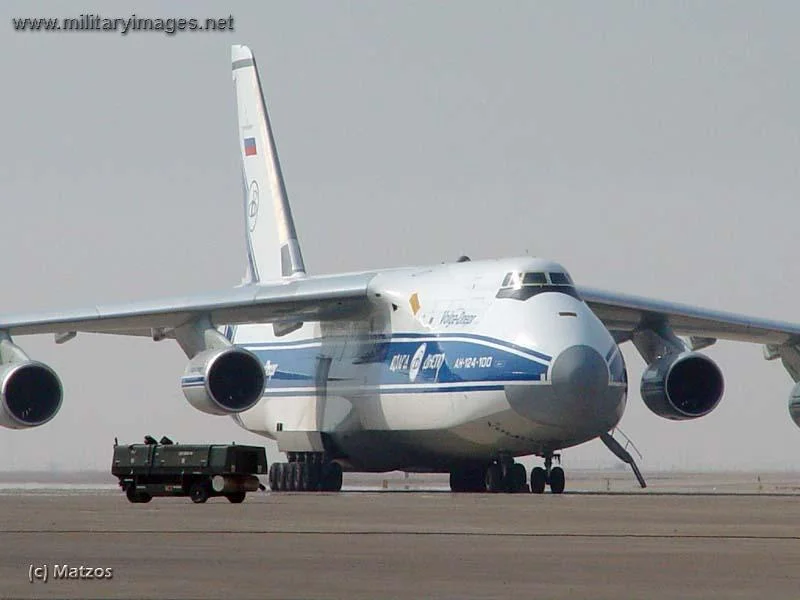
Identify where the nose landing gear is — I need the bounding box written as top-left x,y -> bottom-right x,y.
530,453 -> 565,494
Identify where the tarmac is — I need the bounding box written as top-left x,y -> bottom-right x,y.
1,472 -> 799,599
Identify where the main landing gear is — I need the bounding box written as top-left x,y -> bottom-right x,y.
268,452 -> 343,492
450,458 -> 528,493
530,453 -> 565,494
449,454 -> 566,494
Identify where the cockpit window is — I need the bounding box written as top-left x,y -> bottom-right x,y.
522,272 -> 548,285
549,272 -> 572,285
496,270 -> 580,301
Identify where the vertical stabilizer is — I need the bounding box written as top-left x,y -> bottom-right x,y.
231,44 -> 306,282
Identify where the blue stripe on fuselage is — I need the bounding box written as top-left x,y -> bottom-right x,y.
240,333 -> 550,391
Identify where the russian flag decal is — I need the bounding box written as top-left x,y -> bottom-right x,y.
244,137 -> 257,156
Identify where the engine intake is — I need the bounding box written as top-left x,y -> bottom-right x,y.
0,361 -> 63,429
640,352 -> 724,420
181,347 -> 266,415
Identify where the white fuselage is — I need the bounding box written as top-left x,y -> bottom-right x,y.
232,257 -> 627,472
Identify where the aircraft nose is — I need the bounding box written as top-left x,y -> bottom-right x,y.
550,345 -> 609,403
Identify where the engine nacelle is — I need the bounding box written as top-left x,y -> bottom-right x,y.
788,383 -> 800,428
640,352 -> 724,420
0,361 -> 63,429
181,347 -> 265,416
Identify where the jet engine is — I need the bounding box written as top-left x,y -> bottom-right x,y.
788,383 -> 800,428
0,361 -> 63,429
640,352 -> 724,420
181,347 -> 266,415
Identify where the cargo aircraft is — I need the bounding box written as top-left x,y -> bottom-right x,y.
3,45 -> 800,494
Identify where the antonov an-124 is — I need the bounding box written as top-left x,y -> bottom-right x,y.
2,45 -> 800,494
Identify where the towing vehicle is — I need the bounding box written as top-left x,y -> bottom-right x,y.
112,436 -> 267,503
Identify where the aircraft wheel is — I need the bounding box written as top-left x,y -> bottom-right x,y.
450,466 -> 485,492
449,468 -> 471,492
306,463 -> 322,491
227,492 -> 246,503
268,463 -> 280,491
549,466 -> 566,494
530,467 -> 547,494
467,467 -> 487,492
321,462 -> 343,492
284,463 -> 296,491
190,482 -> 209,504
485,464 -> 503,493
510,463 -> 528,493
278,463 -> 289,491
295,463 -> 311,492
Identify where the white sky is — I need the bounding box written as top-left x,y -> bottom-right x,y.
1,1 -> 799,472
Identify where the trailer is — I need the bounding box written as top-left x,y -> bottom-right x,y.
112,436 -> 267,504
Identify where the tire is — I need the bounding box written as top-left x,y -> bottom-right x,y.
450,466 -> 487,492
125,485 -> 138,503
510,463 -> 528,493
189,481 -> 209,504
286,463 -> 298,491
449,468 -> 466,492
278,463 -> 288,491
226,492 -> 246,504
321,462 -> 343,492
549,466 -> 566,494
268,463 -> 279,491
306,463 -> 322,491
138,493 -> 152,503
485,464 -> 503,493
530,467 -> 547,494
467,466 -> 487,492
296,463 -> 308,492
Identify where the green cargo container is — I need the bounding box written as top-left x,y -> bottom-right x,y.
112,437 -> 267,504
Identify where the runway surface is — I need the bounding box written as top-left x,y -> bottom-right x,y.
1,473 -> 800,599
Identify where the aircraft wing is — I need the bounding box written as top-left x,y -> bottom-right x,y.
0,272 -> 375,338
579,286 -> 800,346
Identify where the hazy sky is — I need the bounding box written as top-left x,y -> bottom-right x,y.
1,1 -> 799,472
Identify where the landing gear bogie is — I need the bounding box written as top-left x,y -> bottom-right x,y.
450,459 -> 529,494
268,454 -> 343,493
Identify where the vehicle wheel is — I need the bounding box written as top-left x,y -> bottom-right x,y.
125,485 -> 138,503
510,463 -> 528,493
139,493 -> 152,503
530,467 -> 547,494
485,464 -> 503,493
227,492 -> 246,503
190,482 -> 209,504
321,462 -> 343,492
549,466 -> 566,494
268,463 -> 279,491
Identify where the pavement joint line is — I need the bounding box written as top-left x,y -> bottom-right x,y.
4,530 -> 800,540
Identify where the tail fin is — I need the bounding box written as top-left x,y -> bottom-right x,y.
231,44 -> 306,282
